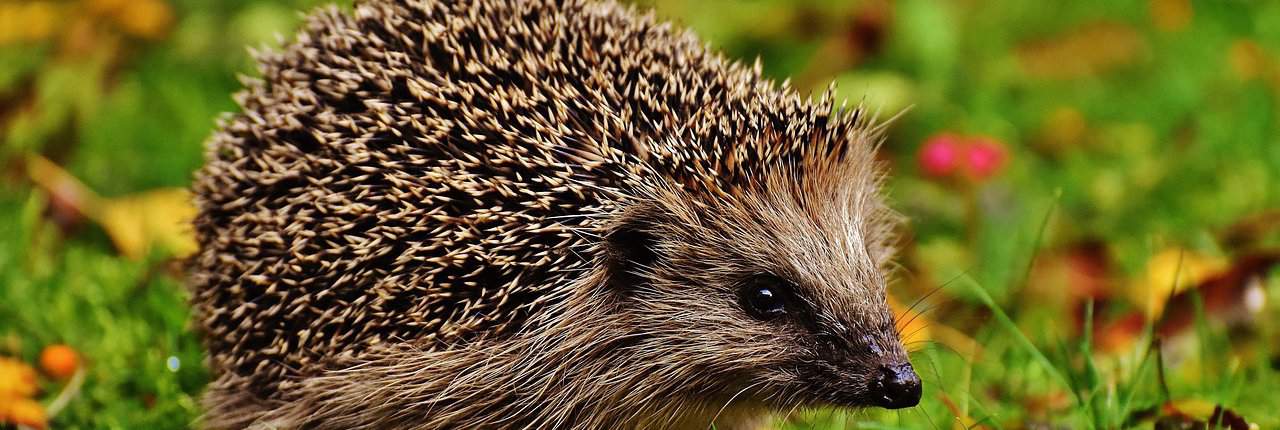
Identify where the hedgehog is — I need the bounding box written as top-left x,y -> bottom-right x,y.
189,0 -> 919,428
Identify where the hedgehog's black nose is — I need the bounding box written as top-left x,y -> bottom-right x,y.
870,362 -> 921,409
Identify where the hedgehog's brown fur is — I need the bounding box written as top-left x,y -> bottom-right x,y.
191,0 -> 909,428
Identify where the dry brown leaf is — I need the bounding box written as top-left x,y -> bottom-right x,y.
1017,22 -> 1145,80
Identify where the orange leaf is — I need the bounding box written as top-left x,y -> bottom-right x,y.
888,295 -> 930,348
888,294 -> 983,357
0,396 -> 47,429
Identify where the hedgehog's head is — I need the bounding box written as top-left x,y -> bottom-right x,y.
596,129 -> 918,414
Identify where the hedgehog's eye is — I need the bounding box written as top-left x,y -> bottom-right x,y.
738,275 -> 790,320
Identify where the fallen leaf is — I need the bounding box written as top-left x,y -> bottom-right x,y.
889,294 -> 983,357
937,391 -> 988,429
1146,401 -> 1254,430
0,395 -> 47,429
113,0 -> 174,40
1150,0 -> 1193,33
1094,250 -> 1278,352
889,294 -> 931,349
1208,405 -> 1251,430
1228,40 -> 1269,82
1017,22 -> 1145,80
26,154 -> 197,259
1093,311 -> 1145,353
0,2 -> 62,46
1163,398 -> 1217,419
1131,248 -> 1227,319
85,0 -> 130,16
97,187 -> 198,259
0,358 -> 38,399
1154,251 -> 1278,338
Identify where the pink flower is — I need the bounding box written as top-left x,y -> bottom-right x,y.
917,133 -> 963,177
963,137 -> 1008,181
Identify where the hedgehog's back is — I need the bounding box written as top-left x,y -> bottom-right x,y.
190,0 -> 770,400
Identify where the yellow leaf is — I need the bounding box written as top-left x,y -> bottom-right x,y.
1164,398 -> 1217,418
85,0 -> 130,16
1131,248 -> 1226,318
113,0 -> 173,40
0,2 -> 62,46
97,188 -> 198,260
27,154 -> 196,260
0,358 -> 38,399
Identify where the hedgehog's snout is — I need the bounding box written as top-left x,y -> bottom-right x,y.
867,362 -> 921,409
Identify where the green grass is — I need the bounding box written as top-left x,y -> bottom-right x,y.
3,0 -> 1280,428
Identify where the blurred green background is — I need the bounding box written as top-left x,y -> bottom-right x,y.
2,0 -> 1279,428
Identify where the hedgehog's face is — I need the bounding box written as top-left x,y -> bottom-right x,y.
603,167 -> 919,413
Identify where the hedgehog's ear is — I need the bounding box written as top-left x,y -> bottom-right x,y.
604,219 -> 659,291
